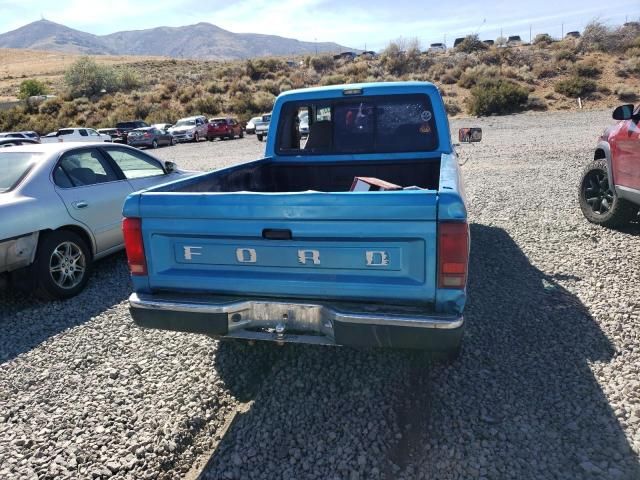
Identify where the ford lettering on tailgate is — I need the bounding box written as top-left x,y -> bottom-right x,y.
175,242 -> 402,271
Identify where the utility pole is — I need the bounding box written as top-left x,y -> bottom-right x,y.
315,38 -> 318,56
529,24 -> 532,44
561,23 -> 564,39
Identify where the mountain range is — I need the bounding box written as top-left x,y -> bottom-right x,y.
0,20 -> 352,60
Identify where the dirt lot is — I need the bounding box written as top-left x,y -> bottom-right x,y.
1,109 -> 639,479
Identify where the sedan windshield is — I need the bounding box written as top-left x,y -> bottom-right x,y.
0,152 -> 43,192
175,120 -> 195,127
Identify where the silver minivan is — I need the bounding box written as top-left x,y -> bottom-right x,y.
168,115 -> 208,143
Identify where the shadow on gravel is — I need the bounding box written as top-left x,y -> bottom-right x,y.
407,223 -> 640,478
0,253 -> 131,364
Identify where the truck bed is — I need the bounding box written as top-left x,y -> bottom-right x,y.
158,157 -> 441,193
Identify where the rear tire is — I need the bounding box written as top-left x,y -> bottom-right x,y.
257,134 -> 263,142
151,139 -> 158,149
240,130 -> 244,139
171,137 -> 176,146
578,159 -> 638,228
193,132 -> 199,143
34,230 -> 91,300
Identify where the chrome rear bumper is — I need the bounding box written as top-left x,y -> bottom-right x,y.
129,292 -> 463,349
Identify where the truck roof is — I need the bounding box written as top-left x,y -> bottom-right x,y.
277,81 -> 440,101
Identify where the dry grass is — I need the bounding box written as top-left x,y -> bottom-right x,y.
0,48 -> 165,101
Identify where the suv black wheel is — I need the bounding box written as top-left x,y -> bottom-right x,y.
151,139 -> 158,149
34,230 -> 92,300
578,159 -> 638,228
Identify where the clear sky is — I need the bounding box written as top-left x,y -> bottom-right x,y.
0,0 -> 639,50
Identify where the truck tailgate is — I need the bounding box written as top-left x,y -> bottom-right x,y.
136,191 -> 438,304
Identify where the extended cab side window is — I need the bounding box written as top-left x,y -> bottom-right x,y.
79,129 -> 88,136
104,148 -> 165,179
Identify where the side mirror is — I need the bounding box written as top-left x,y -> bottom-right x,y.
459,127 -> 482,143
164,161 -> 176,173
613,104 -> 635,121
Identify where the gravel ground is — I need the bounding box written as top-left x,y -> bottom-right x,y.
1,112 -> 640,479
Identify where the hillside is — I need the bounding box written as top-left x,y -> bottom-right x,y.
0,20 -> 352,60
0,26 -> 638,133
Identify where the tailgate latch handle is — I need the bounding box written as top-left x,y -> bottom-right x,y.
262,229 -> 292,240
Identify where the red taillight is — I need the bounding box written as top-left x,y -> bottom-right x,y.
122,217 -> 147,275
438,222 -> 469,289
143,133 -> 151,138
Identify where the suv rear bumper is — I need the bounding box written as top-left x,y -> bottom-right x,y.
129,292 -> 463,350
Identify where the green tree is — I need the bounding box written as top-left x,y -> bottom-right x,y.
64,57 -> 119,98
18,79 -> 48,99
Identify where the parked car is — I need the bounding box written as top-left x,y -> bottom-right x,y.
97,128 -> 118,138
127,127 -> 176,148
114,120 -> 149,143
578,103 -> 640,228
245,116 -> 261,135
566,31 -> 581,39
507,35 -> 522,46
255,113 -> 271,142
428,42 -> 447,53
298,111 -> 309,136
151,123 -> 173,132
40,128 -> 112,143
206,117 -> 243,141
0,142 -> 197,299
0,131 -> 40,142
125,81 -> 480,360
168,116 -> 208,143
0,138 -> 40,147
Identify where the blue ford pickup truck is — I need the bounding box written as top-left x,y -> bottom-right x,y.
123,82 -> 474,359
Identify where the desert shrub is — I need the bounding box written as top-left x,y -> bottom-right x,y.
252,91 -> 275,112
444,100 -> 461,116
627,56 -> 640,74
259,79 -> 280,96
64,57 -> 119,98
30,116 -> 58,135
440,72 -> 457,84
478,49 -> 501,65
457,65 -> 500,88
573,61 -> 602,78
278,79 -> 293,92
0,106 -> 27,131
310,55 -> 335,73
246,58 -> 287,81
534,33 -> 553,46
467,78 -> 529,116
178,87 -> 198,104
18,79 -> 48,99
580,21 -> 640,53
118,67 -> 141,91
614,85 -> 638,102
455,34 -> 488,53
554,76 -> 597,97
190,95 -> 222,115
533,65 -> 558,79
526,96 -> 547,111
227,77 -> 251,96
554,50 -> 576,62
626,47 -> 640,58
145,105 -> 183,125
380,38 -> 422,75
340,62 -> 370,82
38,97 -> 63,116
132,99 -> 152,119
320,74 -> 348,86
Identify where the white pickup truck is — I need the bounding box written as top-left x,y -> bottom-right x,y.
41,128 -> 112,143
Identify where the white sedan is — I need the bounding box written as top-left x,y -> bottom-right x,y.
0,143 -> 198,299
41,128 -> 112,143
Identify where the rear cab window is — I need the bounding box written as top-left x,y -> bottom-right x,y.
276,94 -> 438,155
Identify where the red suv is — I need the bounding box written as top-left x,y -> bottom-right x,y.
207,117 -> 243,141
579,103 -> 640,227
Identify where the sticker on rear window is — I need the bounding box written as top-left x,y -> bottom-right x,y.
420,111 -> 432,122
